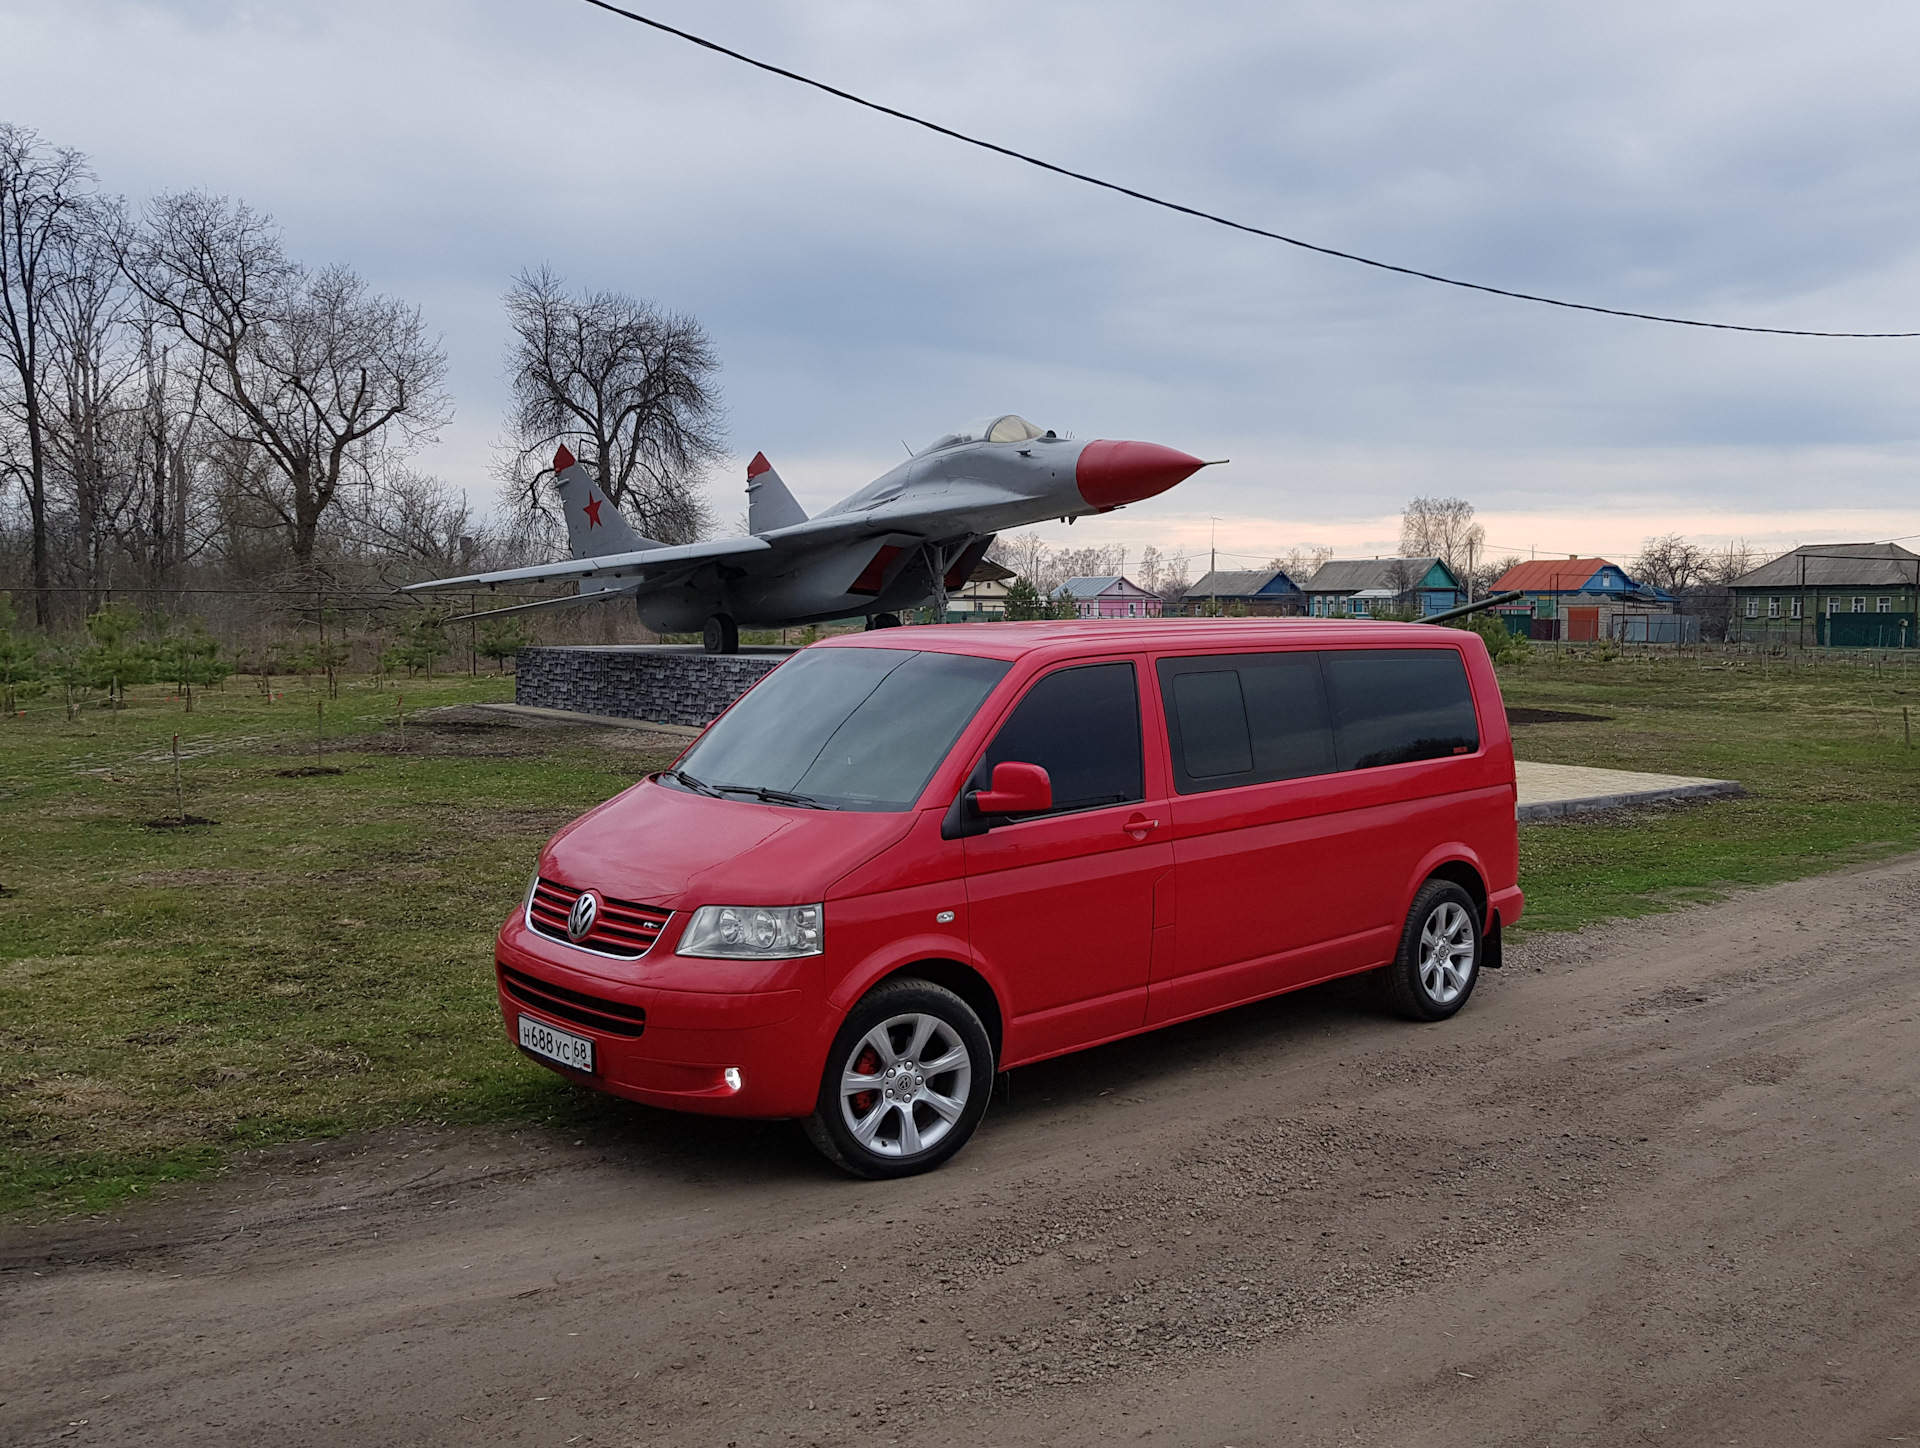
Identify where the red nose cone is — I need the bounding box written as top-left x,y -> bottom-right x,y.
1076,440 -> 1205,510
553,444 -> 577,471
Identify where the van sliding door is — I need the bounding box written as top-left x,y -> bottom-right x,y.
1150,651 -> 1353,1021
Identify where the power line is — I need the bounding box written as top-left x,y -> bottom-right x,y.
575,0 -> 1920,339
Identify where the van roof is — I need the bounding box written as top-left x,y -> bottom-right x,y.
816,619 -> 1477,665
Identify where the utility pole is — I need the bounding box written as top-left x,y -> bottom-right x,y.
1799,553 -> 1807,651
1209,517 -> 1221,616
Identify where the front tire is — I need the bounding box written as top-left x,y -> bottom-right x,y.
802,978 -> 993,1179
1380,879 -> 1481,1021
702,613 -> 739,654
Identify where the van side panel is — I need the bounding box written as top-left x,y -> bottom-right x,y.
1144,640 -> 1514,1024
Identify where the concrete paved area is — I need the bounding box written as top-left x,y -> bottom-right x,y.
1515,759 -> 1741,820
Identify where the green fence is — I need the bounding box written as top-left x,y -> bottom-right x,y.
1822,613 -> 1917,648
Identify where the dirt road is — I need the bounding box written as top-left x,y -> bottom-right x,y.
5,855 -> 1919,1447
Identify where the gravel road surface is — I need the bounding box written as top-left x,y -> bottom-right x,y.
5,855 -> 1918,1447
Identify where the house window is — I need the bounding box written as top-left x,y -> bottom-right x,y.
1878,597 -> 1892,613
1854,597 -> 1866,613
1128,602 -> 1138,617
1352,599 -> 1369,616
1745,598 -> 1759,619
1767,597 -> 1780,618
1790,597 -> 1803,619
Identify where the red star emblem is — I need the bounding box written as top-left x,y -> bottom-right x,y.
583,494 -> 603,528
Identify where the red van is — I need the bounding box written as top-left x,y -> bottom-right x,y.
496,621 -> 1522,1178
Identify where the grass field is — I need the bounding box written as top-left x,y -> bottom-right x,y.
1501,648 -> 1920,931
3,646 -> 1918,1216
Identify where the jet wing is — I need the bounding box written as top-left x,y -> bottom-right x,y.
401,535 -> 773,594
436,583 -> 647,625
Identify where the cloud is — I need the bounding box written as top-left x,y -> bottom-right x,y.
6,0 -> 1919,561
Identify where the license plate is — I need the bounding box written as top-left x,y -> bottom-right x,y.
518,1014 -> 595,1073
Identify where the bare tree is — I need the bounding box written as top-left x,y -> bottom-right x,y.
1631,533 -> 1708,593
43,196 -> 141,610
988,531 -> 1053,590
127,192 -> 449,569
1400,496 -> 1485,580
500,267 -> 721,545
0,124 -> 96,625
1052,544 -> 1124,587
1480,553 -> 1523,594
1382,557 -> 1419,609
1270,544 -> 1333,584
119,299 -> 213,591
1136,543 -> 1191,601
342,469 -> 485,572
1703,538 -> 1758,586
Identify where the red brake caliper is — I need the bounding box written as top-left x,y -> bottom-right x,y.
850,1046 -> 881,1114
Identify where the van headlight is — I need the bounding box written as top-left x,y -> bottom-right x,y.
676,904 -> 823,959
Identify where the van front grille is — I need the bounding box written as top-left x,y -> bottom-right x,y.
528,877 -> 670,958
499,963 -> 648,1038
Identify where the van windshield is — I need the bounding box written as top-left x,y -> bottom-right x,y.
665,648 -> 1011,812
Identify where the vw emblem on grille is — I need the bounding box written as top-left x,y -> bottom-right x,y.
566,891 -> 599,942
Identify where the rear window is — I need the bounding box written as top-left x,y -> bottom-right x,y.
1321,649 -> 1479,770
1156,647 -> 1477,794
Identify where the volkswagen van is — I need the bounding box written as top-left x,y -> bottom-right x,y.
495,621 -> 1522,1178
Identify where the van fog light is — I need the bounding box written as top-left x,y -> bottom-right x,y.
678,903 -> 824,959
724,1067 -> 743,1092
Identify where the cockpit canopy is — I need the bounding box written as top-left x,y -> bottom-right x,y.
920,415 -> 1048,454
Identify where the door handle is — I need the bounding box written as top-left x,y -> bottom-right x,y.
1123,815 -> 1161,840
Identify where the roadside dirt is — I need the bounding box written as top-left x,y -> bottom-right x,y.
4,856 -> 1918,1447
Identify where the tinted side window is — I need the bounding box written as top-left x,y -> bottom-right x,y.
1321,648 -> 1479,770
979,662 -> 1143,813
1158,652 -> 1334,794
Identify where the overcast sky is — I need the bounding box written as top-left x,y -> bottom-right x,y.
7,0 -> 1920,570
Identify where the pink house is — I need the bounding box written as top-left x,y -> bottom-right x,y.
1050,575 -> 1164,619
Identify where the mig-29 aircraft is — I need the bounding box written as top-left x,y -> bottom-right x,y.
405,415 -> 1214,652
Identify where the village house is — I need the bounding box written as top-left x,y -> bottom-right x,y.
1050,575 -> 1164,619
1177,568 -> 1306,616
942,558 -> 1015,621
1487,557 -> 1682,642
1301,557 -> 1464,618
1725,543 -> 1920,648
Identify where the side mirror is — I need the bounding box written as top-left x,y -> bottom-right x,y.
973,761 -> 1052,815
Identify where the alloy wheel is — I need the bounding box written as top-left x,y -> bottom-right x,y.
836,1011 -> 973,1158
1418,901 -> 1476,1004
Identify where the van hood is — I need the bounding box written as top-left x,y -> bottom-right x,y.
540,777 -> 916,910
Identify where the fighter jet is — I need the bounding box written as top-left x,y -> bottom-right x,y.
404,415 -> 1214,652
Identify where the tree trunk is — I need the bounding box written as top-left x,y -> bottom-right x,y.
22,391 -> 51,627
290,462 -> 322,566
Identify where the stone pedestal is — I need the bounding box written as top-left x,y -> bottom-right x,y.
513,646 -> 791,727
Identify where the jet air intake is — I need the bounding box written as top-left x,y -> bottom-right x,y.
1075,440 -> 1207,510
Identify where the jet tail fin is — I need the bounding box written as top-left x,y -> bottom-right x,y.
745,452 -> 808,533
550,445 -> 663,558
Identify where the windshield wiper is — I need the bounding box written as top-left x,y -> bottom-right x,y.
713,782 -> 838,810
660,768 -> 723,798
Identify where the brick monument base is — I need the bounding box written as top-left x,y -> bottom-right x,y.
512,646 -> 793,727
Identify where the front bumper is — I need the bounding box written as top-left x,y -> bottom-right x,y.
494,920 -> 829,1118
